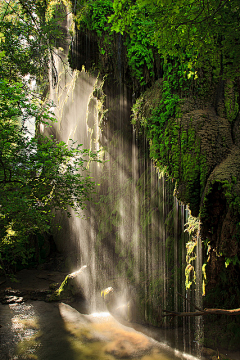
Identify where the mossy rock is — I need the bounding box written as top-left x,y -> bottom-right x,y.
132,79 -> 237,217
133,78 -> 240,307
48,270 -> 86,301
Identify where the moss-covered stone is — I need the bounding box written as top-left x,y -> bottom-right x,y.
49,269 -> 86,301
132,81 -> 236,216
224,80 -> 239,123
132,78 -> 240,309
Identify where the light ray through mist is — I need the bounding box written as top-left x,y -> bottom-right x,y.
49,16 -> 203,357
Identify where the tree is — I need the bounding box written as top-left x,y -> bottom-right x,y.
109,0 -> 240,79
0,0 -> 99,272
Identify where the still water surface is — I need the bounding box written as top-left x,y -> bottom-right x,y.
0,301 -> 199,360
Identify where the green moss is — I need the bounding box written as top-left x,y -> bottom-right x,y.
132,80 -> 211,216
224,80 -> 239,122
70,0 -> 159,86
49,274 -> 79,301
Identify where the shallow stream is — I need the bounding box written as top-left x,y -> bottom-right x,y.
0,301 -> 201,360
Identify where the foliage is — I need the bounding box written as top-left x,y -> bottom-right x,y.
0,77 -> 98,271
110,4 -> 156,85
144,62 -> 183,161
110,0 -> 240,80
108,0 -> 240,204
124,18 -> 155,86
0,0 -> 99,272
132,60 -> 192,173
72,0 -> 157,85
0,0 -> 70,89
74,0 -> 113,36
72,0 -> 240,169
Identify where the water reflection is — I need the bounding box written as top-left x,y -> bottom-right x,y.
0,301 -> 200,360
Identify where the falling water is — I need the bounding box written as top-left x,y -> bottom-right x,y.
195,223 -> 203,357
46,13 -> 204,359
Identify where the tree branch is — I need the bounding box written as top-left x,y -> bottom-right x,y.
1,0 -> 12,22
175,0 -> 228,29
17,0 -> 40,31
0,179 -> 24,185
162,308 -> 240,317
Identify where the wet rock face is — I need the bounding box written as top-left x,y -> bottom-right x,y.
200,146 -> 240,292
175,98 -> 234,216
202,184 -> 238,259
134,79 -> 240,299
177,100 -> 240,295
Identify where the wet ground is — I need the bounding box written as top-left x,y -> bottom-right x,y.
0,269 -> 239,360
0,300 -> 200,360
0,268 -> 67,295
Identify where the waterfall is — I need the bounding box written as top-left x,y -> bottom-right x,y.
48,15 -> 203,357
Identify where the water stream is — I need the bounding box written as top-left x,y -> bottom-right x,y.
0,301 -> 199,360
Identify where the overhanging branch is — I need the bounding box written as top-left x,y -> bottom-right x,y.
162,308 -> 240,317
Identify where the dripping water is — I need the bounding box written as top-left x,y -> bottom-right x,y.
46,11 -> 204,359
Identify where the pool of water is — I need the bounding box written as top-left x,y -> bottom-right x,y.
0,301 -> 200,360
